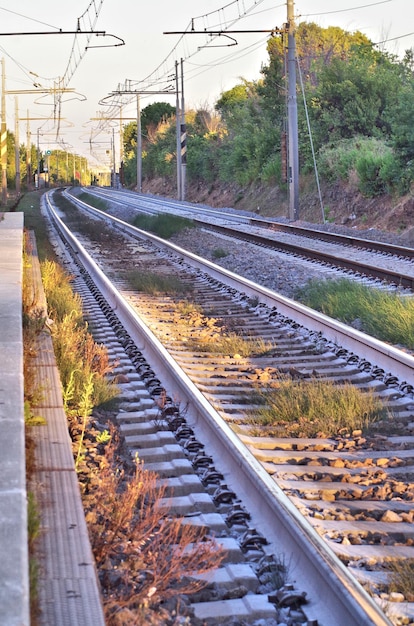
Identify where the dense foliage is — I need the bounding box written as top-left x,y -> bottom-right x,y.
120,22 -> 414,199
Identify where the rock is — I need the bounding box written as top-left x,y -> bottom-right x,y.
380,510 -> 403,523
389,592 -> 405,603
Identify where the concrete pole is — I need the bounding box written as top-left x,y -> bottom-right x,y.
112,127 -> 116,187
175,60 -> 181,200
36,129 -> 40,190
180,58 -> 186,202
287,0 -> 299,220
1,58 -> 7,205
14,97 -> 20,197
26,110 -> 31,190
136,94 -> 142,193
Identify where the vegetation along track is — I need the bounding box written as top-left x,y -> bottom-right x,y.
76,186 -> 414,291
45,189 -> 414,625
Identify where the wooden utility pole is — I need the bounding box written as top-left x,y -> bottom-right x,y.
287,0 -> 299,220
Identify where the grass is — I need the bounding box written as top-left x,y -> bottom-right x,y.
125,269 -> 191,295
175,299 -> 203,316
18,191 -> 59,261
247,374 -> 391,437
40,260 -> 118,411
132,212 -> 195,239
187,332 -> 276,358
386,559 -> 414,601
77,191 -> 109,212
84,434 -> 227,625
212,247 -> 229,260
27,491 -> 41,625
295,278 -> 414,349
51,190 -> 112,241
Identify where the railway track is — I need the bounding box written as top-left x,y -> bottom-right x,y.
44,189 -> 414,625
76,186 -> 414,290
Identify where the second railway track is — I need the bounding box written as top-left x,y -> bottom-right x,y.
44,189 -> 414,625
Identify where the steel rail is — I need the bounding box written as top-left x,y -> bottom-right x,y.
62,189 -> 414,386
76,187 -> 414,288
46,191 -> 395,625
82,186 -> 414,259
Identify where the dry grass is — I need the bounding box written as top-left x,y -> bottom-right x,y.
248,373 -> 391,437
386,559 -> 414,601
84,435 -> 227,624
40,260 -> 118,411
187,332 -> 275,358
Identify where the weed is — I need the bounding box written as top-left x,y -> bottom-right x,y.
247,373 -> 390,437
386,559 -> 414,601
295,278 -> 414,349
40,260 -> 118,410
78,192 -> 109,212
212,247 -> 228,259
133,213 -> 195,239
75,374 -> 95,471
51,192 -> 111,241
84,435 -> 226,623
175,299 -> 202,316
125,270 -> 191,295
27,491 -> 41,548
187,332 -> 275,358
24,401 -> 46,426
96,429 -> 111,445
27,491 -> 41,624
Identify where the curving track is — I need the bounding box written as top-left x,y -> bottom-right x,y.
44,188 -> 414,625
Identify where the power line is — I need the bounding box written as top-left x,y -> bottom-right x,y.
301,0 -> 393,18
91,0 -> 276,142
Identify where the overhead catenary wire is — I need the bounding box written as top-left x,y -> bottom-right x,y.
89,0 -> 274,144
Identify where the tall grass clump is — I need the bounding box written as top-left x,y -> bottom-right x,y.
295,278 -> 414,349
248,374 -> 390,437
40,260 -> 118,410
126,269 -> 191,295
133,212 -> 195,239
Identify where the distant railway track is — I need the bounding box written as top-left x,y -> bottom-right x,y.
77,186 -> 414,290
44,188 -> 414,625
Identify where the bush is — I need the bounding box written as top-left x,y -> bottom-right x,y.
317,136 -> 400,196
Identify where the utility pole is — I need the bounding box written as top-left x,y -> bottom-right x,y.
14,97 -> 20,197
26,110 -> 31,190
180,58 -> 186,202
175,61 -> 181,201
287,0 -> 299,220
103,88 -> 176,194
1,58 -> 7,205
136,94 -> 142,193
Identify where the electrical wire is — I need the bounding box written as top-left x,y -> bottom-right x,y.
90,0 -> 277,145
300,0 -> 393,18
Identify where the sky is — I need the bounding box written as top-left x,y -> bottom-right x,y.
0,0 -> 412,167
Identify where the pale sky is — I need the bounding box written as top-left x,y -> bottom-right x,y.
0,0 -> 411,166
